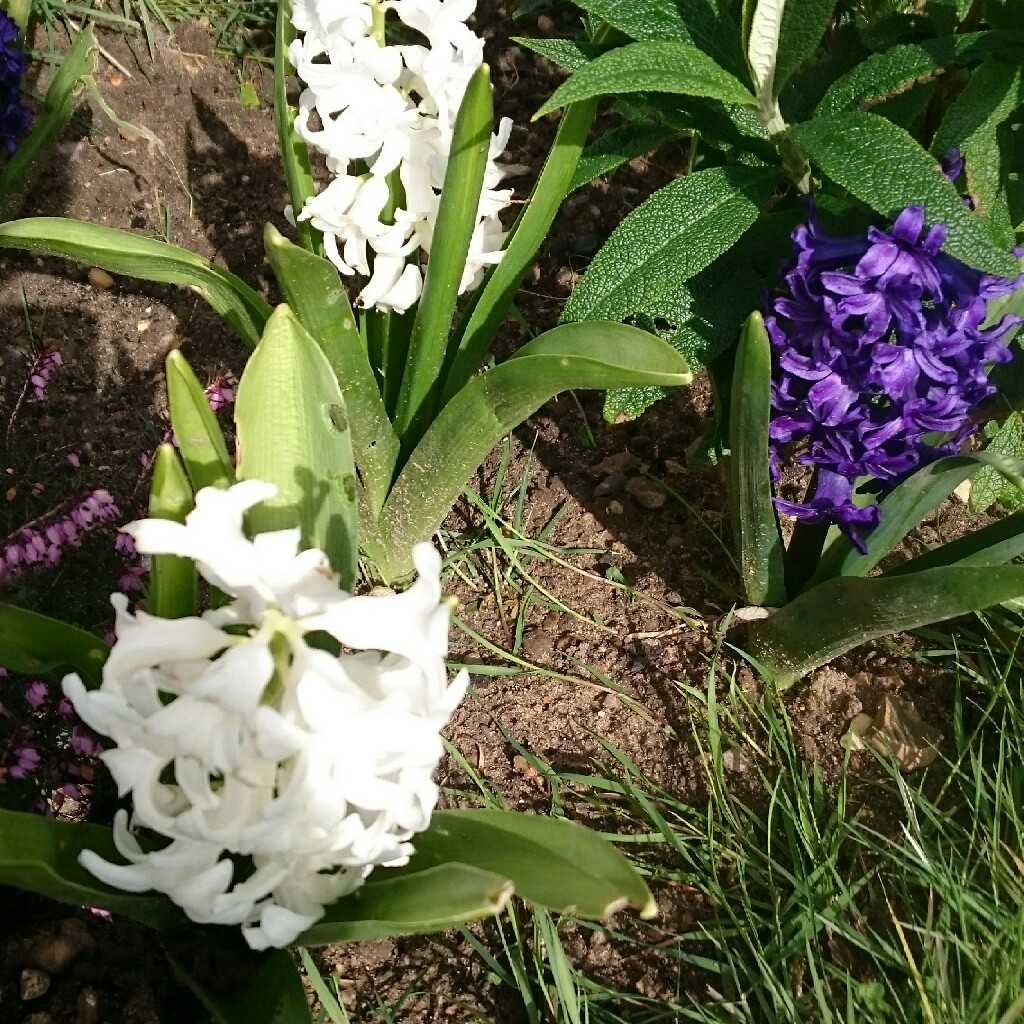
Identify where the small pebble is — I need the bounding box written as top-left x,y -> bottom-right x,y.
75,987 -> 100,1024
28,919 -> 93,974
625,477 -> 667,509
574,232 -> 598,255
590,452 -> 640,477
20,968 -> 50,1001
594,471 -> 625,498
87,267 -> 114,290
607,500 -> 625,515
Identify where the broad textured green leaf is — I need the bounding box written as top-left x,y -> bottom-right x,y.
729,313 -> 787,606
0,25 -> 97,219
0,219 -> 271,348
573,0 -> 746,77
561,166 -> 776,327
882,510 -> 1024,575
513,37 -> 612,72
405,810 -> 656,920
235,306 -> 359,588
534,41 -> 755,120
0,810 -> 181,929
774,0 -> 839,96
571,0 -> 694,43
166,350 -> 234,493
932,58 -> 1024,249
791,112 -> 1020,276
299,863 -> 513,945
167,948 -> 312,1024
970,413 -> 1024,513
443,97 -> 601,406
568,123 -> 684,193
984,0 -> 1015,31
806,450 -> 1024,587
747,566 -> 1024,688
603,206 -> 801,421
615,93 -> 774,163
274,0 -> 321,256
148,444 -> 197,620
0,607 -> 108,687
370,322 -> 691,581
264,225 -> 399,518
815,34 -> 990,117
396,66 -> 493,444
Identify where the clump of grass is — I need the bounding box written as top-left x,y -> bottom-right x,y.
533,627 -> 1024,1023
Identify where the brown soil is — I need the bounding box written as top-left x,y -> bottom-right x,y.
0,6 -> 969,1022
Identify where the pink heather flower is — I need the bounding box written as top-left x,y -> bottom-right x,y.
28,348 -> 63,401
69,727 -> 101,758
67,452 -> 81,469
24,681 -> 48,708
114,532 -> 136,555
204,377 -> 236,412
118,564 -> 148,592
57,698 -> 75,718
10,745 -> 41,779
1,489 -> 121,583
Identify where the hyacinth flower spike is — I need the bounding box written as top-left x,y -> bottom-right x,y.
765,199 -> 1023,588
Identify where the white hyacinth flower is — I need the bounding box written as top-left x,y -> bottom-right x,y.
64,481 -> 468,950
289,0 -> 514,313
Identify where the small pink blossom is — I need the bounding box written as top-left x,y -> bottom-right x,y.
24,681 -> 48,708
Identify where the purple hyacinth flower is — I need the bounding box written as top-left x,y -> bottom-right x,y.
0,10 -> 30,155
766,200 -> 1023,551
774,470 -> 881,554
941,148 -> 964,182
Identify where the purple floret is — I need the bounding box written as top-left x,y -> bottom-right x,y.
766,200 -> 1023,550
0,9 -> 30,155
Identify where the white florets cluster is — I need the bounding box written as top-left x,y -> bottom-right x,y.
289,0 -> 513,313
64,481 -> 468,950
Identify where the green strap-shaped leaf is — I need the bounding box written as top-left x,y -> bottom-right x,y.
395,65 -> 493,445
369,322 -> 691,581
273,0 -> 321,257
235,306 -> 359,589
166,947 -> 313,1024
0,809 -> 181,929
0,219 -> 271,348
561,165 -> 776,327
166,350 -> 234,493
0,607 -> 108,687
533,41 -> 755,120
814,34 -> 991,117
147,444 -> 197,620
403,809 -> 656,920
806,450 -> 1024,588
0,25 -> 97,220
882,510 -> 1024,576
442,96 -> 600,406
747,565 -> 1024,689
729,313 -> 787,606
790,111 -> 1020,276
299,863 -> 513,945
264,225 -> 399,518
931,58 -> 1024,249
